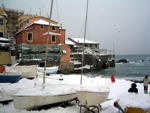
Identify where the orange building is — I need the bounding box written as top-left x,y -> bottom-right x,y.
60,44 -> 70,62
59,44 -> 74,74
15,16 -> 65,45
15,15 -> 68,67
17,15 -> 57,31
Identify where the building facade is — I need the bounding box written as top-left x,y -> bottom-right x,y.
0,8 -> 8,38
16,17 -> 65,45
59,44 -> 73,74
0,7 -> 24,44
15,16 -> 66,64
67,37 -> 99,52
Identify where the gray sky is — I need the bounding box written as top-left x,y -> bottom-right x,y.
1,0 -> 150,55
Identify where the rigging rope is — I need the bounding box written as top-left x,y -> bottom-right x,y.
81,0 -> 89,85
56,0 -> 60,24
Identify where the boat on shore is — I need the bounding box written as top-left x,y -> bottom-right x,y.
37,66 -> 58,75
76,85 -> 110,112
13,92 -> 76,110
5,65 -> 37,78
76,0 -> 110,112
0,72 -> 21,83
12,74 -> 77,110
76,90 -> 109,107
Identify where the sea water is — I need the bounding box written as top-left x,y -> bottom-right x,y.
83,54 -> 150,81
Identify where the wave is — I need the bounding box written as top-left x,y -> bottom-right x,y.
116,54 -> 150,63
116,58 -> 150,65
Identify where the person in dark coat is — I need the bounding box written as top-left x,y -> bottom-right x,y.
128,83 -> 138,93
143,75 -> 149,94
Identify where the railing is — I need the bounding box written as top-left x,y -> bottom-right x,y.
71,48 -> 115,56
99,49 -> 115,55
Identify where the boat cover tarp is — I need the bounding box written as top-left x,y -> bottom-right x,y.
5,65 -> 37,78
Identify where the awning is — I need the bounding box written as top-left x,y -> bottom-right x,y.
43,32 -> 60,36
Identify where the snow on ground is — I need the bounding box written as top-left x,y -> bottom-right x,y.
0,74 -> 150,113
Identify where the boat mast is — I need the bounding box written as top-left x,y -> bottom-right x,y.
80,0 -> 89,85
43,0 -> 54,88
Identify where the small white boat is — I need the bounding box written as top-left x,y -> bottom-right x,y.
37,66 -> 58,75
5,65 -> 37,78
75,0 -> 110,112
13,93 -> 76,110
0,72 -> 21,83
76,90 -> 109,107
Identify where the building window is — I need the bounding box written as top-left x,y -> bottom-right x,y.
51,26 -> 56,31
62,50 -> 67,54
20,23 -> 23,29
0,32 -> 3,37
0,19 -> 3,25
40,25 -> 44,30
26,19 -> 29,24
27,32 -> 33,41
51,35 -> 56,42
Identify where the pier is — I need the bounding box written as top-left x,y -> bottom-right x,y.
59,53 -> 115,74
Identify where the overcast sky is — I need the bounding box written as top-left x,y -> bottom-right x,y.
1,0 -> 150,55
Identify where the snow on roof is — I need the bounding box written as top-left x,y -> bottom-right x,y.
69,38 -> 99,44
65,40 -> 75,45
33,19 -> 61,27
0,37 -> 10,47
0,37 -> 10,41
34,19 -> 48,25
0,43 -> 10,46
15,19 -> 61,35
43,31 -> 60,36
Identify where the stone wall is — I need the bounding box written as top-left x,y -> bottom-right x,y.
59,61 -> 74,74
71,53 -> 115,72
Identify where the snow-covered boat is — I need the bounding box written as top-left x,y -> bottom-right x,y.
76,90 -> 109,107
13,91 -> 76,110
0,72 -> 21,83
76,0 -> 110,111
13,74 -> 77,110
37,66 -> 58,75
5,65 -> 37,78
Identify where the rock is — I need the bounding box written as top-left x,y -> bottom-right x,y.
116,59 -> 129,63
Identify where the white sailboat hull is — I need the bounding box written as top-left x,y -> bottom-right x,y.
13,93 -> 76,110
38,66 -> 58,74
76,91 -> 109,107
